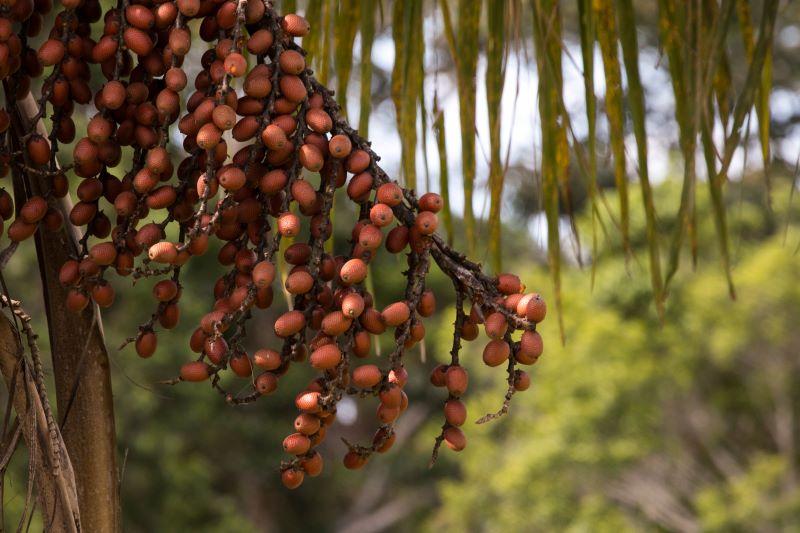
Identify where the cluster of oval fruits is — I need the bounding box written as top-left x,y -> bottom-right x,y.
8,0 -> 546,490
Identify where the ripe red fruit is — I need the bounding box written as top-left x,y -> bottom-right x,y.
444,399 -> 467,426
294,413 -> 321,435
274,310 -> 306,337
482,339 -> 510,367
283,432 -> 311,455
484,312 -> 508,340
180,361 -> 210,382
328,134 -> 352,158
26,135 -> 51,165
309,343 -> 342,370
352,364 -> 382,388
148,241 -> 177,263
135,331 -> 157,358
443,427 -> 466,451
37,39 -> 65,66
256,372 -> 278,395
153,279 -> 179,302
253,348 -> 281,370
417,290 -> 436,317
376,183 -> 403,206
517,330 -> 543,364
252,261 -> 276,288
91,284 -> 116,308
513,370 -> 531,391
339,258 -> 367,285
285,271 -> 314,294
281,468 -> 304,489
430,364 -> 448,387
445,366 -> 468,396
295,391 -> 322,413
525,293 -> 547,323
19,196 -> 47,224
341,292 -> 365,318
497,273 -> 523,295
282,13 -> 310,36
415,211 -> 439,235
346,150 -> 371,174
418,192 -> 443,212
343,451 -> 367,470
89,242 -> 117,266
224,52 -> 247,77
66,290 -> 89,313
300,451 -> 323,477
381,301 -> 410,327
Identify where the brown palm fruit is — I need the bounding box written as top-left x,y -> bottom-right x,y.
0,190 -> 13,220
68,202 -> 97,226
298,144 -> 324,172
282,13 -> 310,35
443,427 -> 466,451
419,192 -> 444,212
381,301 -> 410,327
37,38 -> 64,66
101,80 -> 126,110
305,108 -> 332,134
153,279 -> 179,302
359,307 -> 386,335
482,339 -> 510,367
352,364 -> 382,388
275,310 -> 306,338
66,289 -> 89,313
261,123 -> 286,150
229,354 -> 253,378
417,290 -> 436,317
321,311 -> 352,336
517,330 -> 543,364
415,211 -> 438,235
369,203 -> 394,227
168,27 -> 191,56
223,52 -> 246,77
346,172 -> 373,202
357,224 -> 382,251
341,292 -> 365,318
278,49 -> 305,74
277,212 -> 300,237
497,273 -> 523,295
346,149 -> 371,174
218,166 -> 246,191
389,366 -> 409,388
211,104 -> 236,131
430,364 -> 448,387
87,114 -> 113,144
372,428 -> 396,453
196,123 -> 222,149
176,0 -> 200,16
294,413 -> 321,435
180,361 -> 209,382
123,27 -> 153,56
91,283 -> 116,308
148,241 -> 178,263
338,258 -> 366,285
385,226 -> 409,254
444,399 -> 467,426
524,293 -> 546,322
247,28 -> 273,54
256,372 -> 278,395
135,331 -> 157,358
445,366 -> 468,396
19,196 -> 47,224
377,403 -> 400,423
126,4 -> 154,29
376,183 -> 403,206
281,468 -> 304,489
285,271 -> 314,294
283,433 -> 311,455
58,260 -> 80,286
300,452 -> 323,477
310,344 -> 341,370
328,134 -> 352,158
513,370 -> 531,391
484,312 -> 508,339
26,134 -> 50,165
279,74 -> 307,103
259,169 -> 287,195
88,241 -> 117,266
295,390 -> 322,413
343,451 -> 367,470
252,261 -> 276,288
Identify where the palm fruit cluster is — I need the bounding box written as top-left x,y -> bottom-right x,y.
3,0 -> 547,489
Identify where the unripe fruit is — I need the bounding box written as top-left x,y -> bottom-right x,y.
282,13 -> 310,36
180,361 -> 209,382
444,399 -> 467,426
283,432 -> 311,455
352,364 -> 382,388
310,343 -> 341,370
419,192 -> 443,212
339,258 -> 367,285
445,366 -> 468,396
517,330 -> 543,364
482,339 -> 510,367
281,468 -> 304,489
443,427 -> 466,451
274,310 -> 306,337
381,301 -> 410,327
